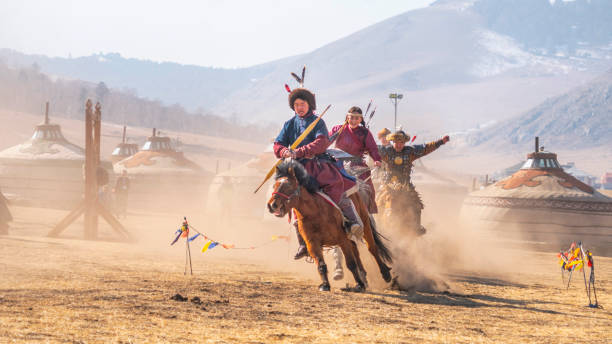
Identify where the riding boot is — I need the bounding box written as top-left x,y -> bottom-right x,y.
293,223 -> 309,260
338,194 -> 363,238
332,247 -> 344,280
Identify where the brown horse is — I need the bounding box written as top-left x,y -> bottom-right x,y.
267,159 -> 392,291
378,182 -> 426,237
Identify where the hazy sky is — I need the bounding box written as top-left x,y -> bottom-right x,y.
1,0 -> 435,68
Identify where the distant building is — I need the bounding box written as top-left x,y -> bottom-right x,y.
114,128 -> 211,211
601,172 -> 612,190
561,162 -> 597,187
491,160 -> 597,187
0,104 -> 113,208
461,138 -> 612,255
110,126 -> 138,164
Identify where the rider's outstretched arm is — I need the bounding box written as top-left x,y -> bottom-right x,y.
410,135 -> 450,162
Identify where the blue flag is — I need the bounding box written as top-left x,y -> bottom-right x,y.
188,233 -> 200,242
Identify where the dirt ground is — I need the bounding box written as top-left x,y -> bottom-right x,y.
0,205 -> 610,344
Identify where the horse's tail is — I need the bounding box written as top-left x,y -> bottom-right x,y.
370,215 -> 393,264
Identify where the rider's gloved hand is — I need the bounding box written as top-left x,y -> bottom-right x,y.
282,149 -> 296,159
442,135 -> 450,144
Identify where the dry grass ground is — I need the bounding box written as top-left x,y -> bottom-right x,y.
0,206 -> 610,343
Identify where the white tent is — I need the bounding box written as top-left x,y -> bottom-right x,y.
114,129 -> 212,211
461,146 -> 612,254
0,111 -> 112,208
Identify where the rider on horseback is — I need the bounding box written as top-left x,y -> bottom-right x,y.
273,88 -> 363,260
329,106 -> 382,214
378,130 -> 450,235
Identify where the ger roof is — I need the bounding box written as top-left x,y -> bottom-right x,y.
465,149 -> 612,213
0,114 -> 84,161
114,130 -> 205,175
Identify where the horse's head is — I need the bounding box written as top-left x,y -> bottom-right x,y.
267,159 -> 319,218
267,161 -> 301,217
267,175 -> 300,217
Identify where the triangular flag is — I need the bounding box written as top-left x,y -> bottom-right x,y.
170,231 -> 182,245
202,241 -> 219,253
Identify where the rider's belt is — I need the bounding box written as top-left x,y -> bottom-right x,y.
299,153 -> 335,164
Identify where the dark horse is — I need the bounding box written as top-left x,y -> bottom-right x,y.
267,159 -> 392,291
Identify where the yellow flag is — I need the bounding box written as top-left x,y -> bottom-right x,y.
201,240 -> 212,253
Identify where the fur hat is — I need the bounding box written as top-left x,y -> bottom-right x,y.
288,88 -> 316,111
377,128 -> 391,138
387,130 -> 410,143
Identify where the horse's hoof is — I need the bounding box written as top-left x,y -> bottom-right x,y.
341,284 -> 365,293
382,269 -> 392,283
318,283 -> 330,292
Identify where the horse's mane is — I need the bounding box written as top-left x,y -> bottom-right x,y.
275,159 -> 319,193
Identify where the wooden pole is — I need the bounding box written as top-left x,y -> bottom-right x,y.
84,100 -> 97,239
94,103 -> 102,165
45,102 -> 49,124
50,99 -> 131,241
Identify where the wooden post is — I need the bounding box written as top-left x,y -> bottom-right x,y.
50,99 -> 131,241
84,100 -> 97,239
44,102 -> 50,124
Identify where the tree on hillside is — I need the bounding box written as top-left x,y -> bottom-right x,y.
95,81 -> 109,102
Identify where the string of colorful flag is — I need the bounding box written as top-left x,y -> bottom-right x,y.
170,218 -> 290,254
557,241 -> 599,308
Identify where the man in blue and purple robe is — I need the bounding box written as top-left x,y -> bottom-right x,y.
273,88 -> 361,259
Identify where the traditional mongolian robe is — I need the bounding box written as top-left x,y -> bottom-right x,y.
274,112 -> 355,204
329,124 -> 381,213
377,139 -> 446,235
378,139 -> 445,186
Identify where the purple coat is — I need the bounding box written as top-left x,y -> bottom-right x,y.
329,124 -> 381,213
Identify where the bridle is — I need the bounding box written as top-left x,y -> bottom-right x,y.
272,177 -> 301,203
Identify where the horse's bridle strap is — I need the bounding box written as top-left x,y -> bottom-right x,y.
272,191 -> 291,200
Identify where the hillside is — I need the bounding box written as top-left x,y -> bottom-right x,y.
459,69 -> 612,150
1,0 -> 611,134
0,63 -> 275,143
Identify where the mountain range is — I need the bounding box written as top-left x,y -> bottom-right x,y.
459,69 -> 612,150
1,0 -> 611,143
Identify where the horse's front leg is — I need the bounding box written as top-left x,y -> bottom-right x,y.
316,256 -> 330,292
300,220 -> 330,291
310,243 -> 329,291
